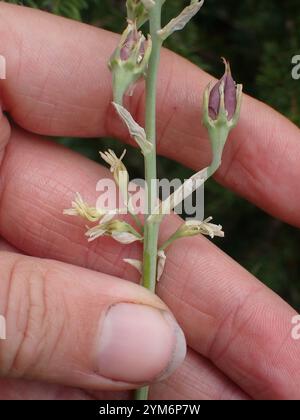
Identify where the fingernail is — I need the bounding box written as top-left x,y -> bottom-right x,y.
96,303 -> 186,384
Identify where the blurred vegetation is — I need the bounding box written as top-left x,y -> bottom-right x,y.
6,0 -> 300,309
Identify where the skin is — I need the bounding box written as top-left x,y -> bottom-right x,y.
0,3 -> 300,400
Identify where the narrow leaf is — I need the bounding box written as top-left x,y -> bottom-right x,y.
113,103 -> 153,155
158,0 -> 204,41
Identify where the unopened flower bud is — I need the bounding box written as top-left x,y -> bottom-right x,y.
108,22 -> 152,104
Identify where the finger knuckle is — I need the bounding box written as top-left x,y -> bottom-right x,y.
0,254 -> 64,378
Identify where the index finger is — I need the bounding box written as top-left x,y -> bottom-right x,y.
1,3 -> 300,227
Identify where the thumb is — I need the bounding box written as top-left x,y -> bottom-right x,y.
0,252 -> 186,390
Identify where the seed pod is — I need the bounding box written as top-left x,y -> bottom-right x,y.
108,22 -> 152,104
203,59 -> 243,176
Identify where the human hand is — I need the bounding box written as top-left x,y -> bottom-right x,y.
0,3 -> 300,400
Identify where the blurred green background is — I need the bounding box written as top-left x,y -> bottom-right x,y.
6,0 -> 300,309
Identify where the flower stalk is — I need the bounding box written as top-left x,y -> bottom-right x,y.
141,1 -> 163,292
63,0 -> 242,402
134,0 -> 163,401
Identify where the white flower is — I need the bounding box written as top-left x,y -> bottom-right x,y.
85,225 -> 107,242
100,149 -> 126,174
185,217 -> 224,238
86,219 -> 143,244
63,193 -> 103,222
100,149 -> 129,200
123,259 -> 143,274
157,250 -> 167,282
111,231 -> 142,244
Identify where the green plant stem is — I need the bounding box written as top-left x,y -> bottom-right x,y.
142,3 -> 162,290
134,2 -> 163,401
159,126 -> 231,254
159,234 -> 178,252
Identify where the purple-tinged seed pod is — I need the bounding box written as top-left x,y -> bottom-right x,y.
208,58 -> 237,121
